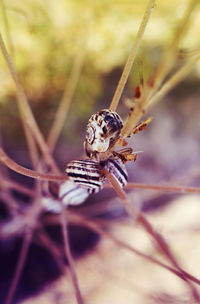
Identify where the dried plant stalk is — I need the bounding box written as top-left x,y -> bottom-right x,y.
47,49 -> 85,152
121,0 -> 199,138
0,32 -> 59,174
125,182 -> 200,194
0,0 -> 14,56
36,230 -> 65,271
5,229 -> 32,304
60,207 -> 84,304
67,212 -> 200,286
150,0 -> 198,93
148,54 -> 200,107
0,177 -> 35,197
109,0 -> 155,112
103,169 -> 200,302
0,147 -> 67,181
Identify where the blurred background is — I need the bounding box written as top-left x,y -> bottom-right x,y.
0,0 -> 200,303
0,0 -> 199,165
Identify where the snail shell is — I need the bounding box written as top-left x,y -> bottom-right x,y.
42,179 -> 90,213
101,157 -> 128,188
66,159 -> 105,194
84,109 -> 123,157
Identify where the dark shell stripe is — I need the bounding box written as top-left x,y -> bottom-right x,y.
65,159 -> 104,194
67,172 -> 101,181
59,181 -> 89,206
67,160 -> 100,169
66,167 -> 101,176
74,179 -> 102,188
67,165 -> 100,173
59,186 -> 79,200
108,159 -> 128,181
102,158 -> 128,188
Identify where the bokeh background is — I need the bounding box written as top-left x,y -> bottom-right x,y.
0,0 -> 200,303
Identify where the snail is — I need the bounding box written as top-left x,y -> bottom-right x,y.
84,109 -> 123,158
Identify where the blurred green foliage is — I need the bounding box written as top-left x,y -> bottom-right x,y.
0,0 -> 199,143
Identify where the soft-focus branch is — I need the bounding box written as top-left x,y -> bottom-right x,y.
0,147 -> 67,181
103,168 -> 200,302
0,31 -> 59,173
109,0 -> 155,112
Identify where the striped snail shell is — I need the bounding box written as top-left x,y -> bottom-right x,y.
84,109 -> 123,157
59,180 -> 89,206
41,196 -> 62,213
42,180 -> 90,213
66,159 -> 105,194
101,157 -> 128,188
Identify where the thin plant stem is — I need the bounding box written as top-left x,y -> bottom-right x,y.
0,0 -> 14,56
103,169 -> 200,302
0,146 -> 67,181
60,207 -> 84,304
2,144 -> 200,192
121,54 -> 199,138
150,0 -> 198,93
0,191 -> 19,215
0,13 -> 40,170
5,228 -> 32,304
36,230 -> 65,272
121,0 -> 199,139
4,184 -> 43,304
2,144 -> 200,193
47,50 -> 85,152
0,31 -> 59,174
68,213 -> 200,286
109,0 -> 155,112
23,123 -> 40,170
125,182 -> 200,194
0,176 -> 35,197
148,54 -> 200,108
44,211 -> 200,286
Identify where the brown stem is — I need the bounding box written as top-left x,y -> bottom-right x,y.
0,31 -> 59,174
47,50 -> 85,152
103,169 -> 200,302
60,207 -> 84,304
44,211 -> 200,287
36,230 -> 65,272
5,228 -> 32,304
0,147 -> 67,181
69,213 -> 200,286
0,177 -> 35,197
125,182 -> 200,194
0,0 -> 14,56
109,0 -> 155,112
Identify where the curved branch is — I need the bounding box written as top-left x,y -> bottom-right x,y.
0,147 -> 68,181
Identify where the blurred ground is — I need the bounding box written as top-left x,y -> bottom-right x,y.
19,194 -> 200,304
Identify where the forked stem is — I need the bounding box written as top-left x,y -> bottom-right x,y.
103,169 -> 200,302
148,54 -> 200,108
109,0 -> 155,112
68,212 -> 200,286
